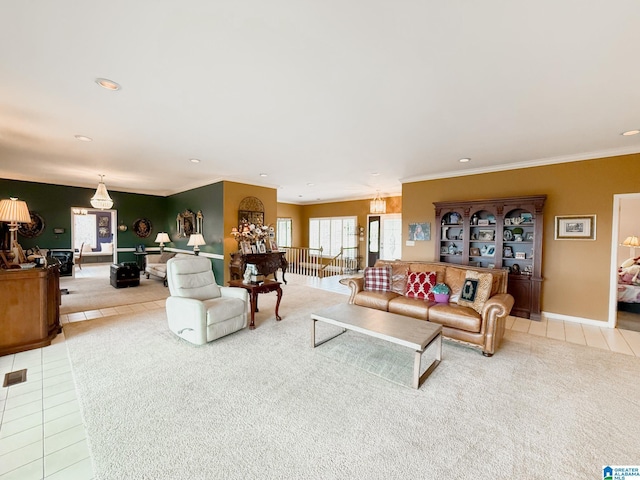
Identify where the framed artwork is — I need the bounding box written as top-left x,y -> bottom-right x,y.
524,232 -> 534,241
270,240 -> 278,252
251,245 -> 258,254
485,246 -> 495,256
479,229 -> 494,241
470,247 -> 481,256
504,246 -> 513,258
133,218 -> 152,238
555,215 -> 596,240
409,222 -> 430,241
18,212 -> 45,238
240,241 -> 252,255
257,242 -> 267,254
515,252 -> 526,259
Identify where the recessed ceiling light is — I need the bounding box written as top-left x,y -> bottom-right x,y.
259,173 -> 268,177
74,135 -> 92,142
307,183 -> 315,186
95,78 -> 121,91
189,158 -> 200,164
459,158 -> 471,163
622,130 -> 640,136
371,172 -> 380,176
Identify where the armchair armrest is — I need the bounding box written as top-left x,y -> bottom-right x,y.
220,286 -> 249,302
166,296 -> 208,344
345,276 -> 365,304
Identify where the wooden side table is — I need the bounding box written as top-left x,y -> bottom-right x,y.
228,279 -> 283,330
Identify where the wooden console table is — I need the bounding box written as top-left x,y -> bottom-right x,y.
229,252 -> 288,284
228,279 -> 282,330
0,265 -> 62,356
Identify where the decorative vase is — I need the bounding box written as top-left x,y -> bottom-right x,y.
434,293 -> 450,303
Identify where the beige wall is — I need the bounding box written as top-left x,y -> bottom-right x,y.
222,181 -> 277,284
402,153 -> 640,322
276,203 -> 303,247
299,196 -> 402,249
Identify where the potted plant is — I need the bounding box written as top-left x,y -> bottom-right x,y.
432,283 -> 451,303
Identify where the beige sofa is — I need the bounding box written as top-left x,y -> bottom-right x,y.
145,252 -> 191,285
345,260 -> 514,356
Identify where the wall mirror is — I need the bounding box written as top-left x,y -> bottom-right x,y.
177,209 -> 203,237
238,196 -> 264,225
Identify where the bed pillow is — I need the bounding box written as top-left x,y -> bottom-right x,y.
364,266 -> 392,292
457,270 -> 493,314
405,271 -> 437,301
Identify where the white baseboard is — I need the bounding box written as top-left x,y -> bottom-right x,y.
541,311 -> 612,328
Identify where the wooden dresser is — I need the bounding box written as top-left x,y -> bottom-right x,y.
0,265 -> 62,356
229,252 -> 288,284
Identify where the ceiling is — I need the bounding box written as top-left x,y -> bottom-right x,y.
1,1 -> 640,205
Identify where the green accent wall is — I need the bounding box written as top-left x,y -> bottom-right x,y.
0,178 -> 166,264
166,182 -> 224,281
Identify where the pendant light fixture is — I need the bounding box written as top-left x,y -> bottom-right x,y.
370,191 -> 386,214
90,174 -> 114,209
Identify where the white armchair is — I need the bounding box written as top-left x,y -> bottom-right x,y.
166,256 -> 248,345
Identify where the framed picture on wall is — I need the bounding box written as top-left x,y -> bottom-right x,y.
555,215 -> 596,240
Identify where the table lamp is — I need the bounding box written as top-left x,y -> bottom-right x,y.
0,197 -> 31,263
187,233 -> 206,255
155,232 -> 171,252
622,235 -> 640,260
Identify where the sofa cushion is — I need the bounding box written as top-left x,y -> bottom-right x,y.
354,290 -> 399,311
364,266 -> 392,292
427,303 -> 482,333
388,296 -> 431,320
457,270 -> 493,314
409,263 -> 446,284
444,267 -> 467,302
405,271 -> 436,301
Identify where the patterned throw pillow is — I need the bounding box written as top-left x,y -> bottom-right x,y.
405,271 -> 437,301
364,266 -> 392,292
457,270 -> 493,314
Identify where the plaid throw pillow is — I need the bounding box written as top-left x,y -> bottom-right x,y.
405,271 -> 437,301
364,266 -> 391,292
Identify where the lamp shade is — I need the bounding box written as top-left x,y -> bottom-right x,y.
90,175 -> 113,209
187,233 -> 206,247
155,232 -> 171,244
622,235 -> 640,248
0,197 -> 31,229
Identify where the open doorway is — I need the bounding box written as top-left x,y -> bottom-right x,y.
71,207 -> 118,268
610,193 -> 640,331
367,214 -> 402,267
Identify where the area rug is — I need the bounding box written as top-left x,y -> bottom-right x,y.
64,285 -> 640,480
59,273 -> 169,314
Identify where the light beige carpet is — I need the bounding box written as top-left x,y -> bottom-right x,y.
60,273 -> 169,314
64,285 -> 640,480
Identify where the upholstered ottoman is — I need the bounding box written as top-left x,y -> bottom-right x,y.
110,263 -> 140,288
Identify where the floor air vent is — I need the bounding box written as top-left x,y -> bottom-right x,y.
3,369 -> 27,387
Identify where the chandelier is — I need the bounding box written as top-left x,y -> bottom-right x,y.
90,174 -> 114,209
370,191 -> 386,214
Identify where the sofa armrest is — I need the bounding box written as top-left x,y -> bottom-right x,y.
345,276 -> 365,304
166,296 -> 208,344
480,293 -> 515,355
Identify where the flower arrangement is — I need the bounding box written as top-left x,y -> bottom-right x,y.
231,218 -> 273,245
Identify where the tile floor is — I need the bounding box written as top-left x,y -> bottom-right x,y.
2,267 -> 640,479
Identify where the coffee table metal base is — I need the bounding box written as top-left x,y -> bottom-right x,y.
311,304 -> 442,389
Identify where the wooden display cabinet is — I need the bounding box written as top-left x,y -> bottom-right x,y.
434,195 -> 546,319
